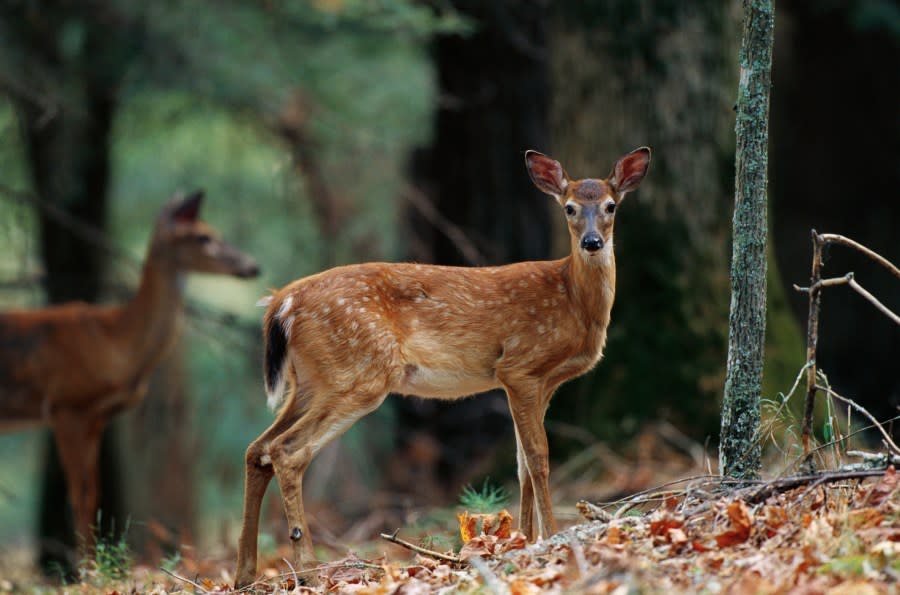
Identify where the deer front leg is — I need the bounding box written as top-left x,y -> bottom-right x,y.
505,388 -> 557,540
51,411 -> 105,550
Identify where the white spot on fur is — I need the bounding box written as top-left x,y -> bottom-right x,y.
337,297 -> 346,306
259,454 -> 272,466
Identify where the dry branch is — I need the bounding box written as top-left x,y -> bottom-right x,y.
793,230 -> 900,467
380,530 -> 462,564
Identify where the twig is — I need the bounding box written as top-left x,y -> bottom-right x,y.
818,233 -> 900,280
282,557 -> 300,589
159,566 -> 209,593
575,500 -> 612,522
380,530 -> 462,564
796,273 -> 900,325
846,276 -> 900,325
846,450 -> 900,466
816,384 -> 900,456
798,229 -> 824,467
793,229 -> 900,467
743,468 -> 889,504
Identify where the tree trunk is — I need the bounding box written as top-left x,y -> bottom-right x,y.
720,0 -> 775,481
398,0 -> 552,497
14,49 -> 122,578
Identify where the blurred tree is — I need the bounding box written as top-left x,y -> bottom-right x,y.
720,0 -> 775,481
546,3 -> 742,461
400,0 -> 552,497
0,1 -> 141,574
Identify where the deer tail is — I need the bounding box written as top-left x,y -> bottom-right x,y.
263,300 -> 290,411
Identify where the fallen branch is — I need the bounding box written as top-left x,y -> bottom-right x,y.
159,567 -> 209,593
743,468 -> 890,504
380,530 -> 462,564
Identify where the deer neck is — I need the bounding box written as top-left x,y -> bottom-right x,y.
564,238 -> 617,326
118,241 -> 186,371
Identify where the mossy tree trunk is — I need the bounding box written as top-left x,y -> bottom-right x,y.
719,0 -> 775,481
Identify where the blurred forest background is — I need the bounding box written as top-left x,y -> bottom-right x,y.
0,0 -> 897,574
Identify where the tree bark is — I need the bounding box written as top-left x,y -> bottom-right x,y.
720,0 -> 775,481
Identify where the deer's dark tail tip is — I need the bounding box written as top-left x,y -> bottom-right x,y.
264,310 -> 288,409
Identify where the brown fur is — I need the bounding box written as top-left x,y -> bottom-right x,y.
235,148 -> 650,587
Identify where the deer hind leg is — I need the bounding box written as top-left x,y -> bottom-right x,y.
235,402 -> 304,588
267,390 -> 387,583
51,411 -> 105,551
513,426 -> 536,541
504,387 -> 557,540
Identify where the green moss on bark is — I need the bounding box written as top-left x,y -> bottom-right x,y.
720,0 -> 775,481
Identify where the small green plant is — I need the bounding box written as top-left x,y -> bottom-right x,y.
161,548 -> 182,573
79,520 -> 133,584
458,477 -> 510,513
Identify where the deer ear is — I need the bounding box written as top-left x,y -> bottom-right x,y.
525,150 -> 569,199
610,147 -> 651,198
170,190 -> 205,222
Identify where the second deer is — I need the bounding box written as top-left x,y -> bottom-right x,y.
0,191 -> 259,551
234,147 -> 650,587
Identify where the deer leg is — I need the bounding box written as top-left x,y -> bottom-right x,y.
235,404 -> 304,588
513,425 -> 535,541
268,392 -> 386,584
51,411 -> 105,551
505,392 -> 557,540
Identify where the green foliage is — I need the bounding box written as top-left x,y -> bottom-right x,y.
160,548 -> 182,573
458,478 -> 510,514
79,521 -> 133,585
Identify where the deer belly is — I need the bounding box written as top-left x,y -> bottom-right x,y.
398,364 -> 497,400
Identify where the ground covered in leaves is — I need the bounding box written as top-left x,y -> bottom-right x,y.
4,467 -> 898,594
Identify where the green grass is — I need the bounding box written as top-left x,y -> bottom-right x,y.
458,478 -> 511,514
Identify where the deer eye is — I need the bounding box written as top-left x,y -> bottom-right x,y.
564,204 -> 576,216
606,202 -> 616,214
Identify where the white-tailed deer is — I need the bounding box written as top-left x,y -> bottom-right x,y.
0,191 -> 259,548
234,147 -> 650,587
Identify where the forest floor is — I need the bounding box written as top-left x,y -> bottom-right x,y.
2,465 -> 898,594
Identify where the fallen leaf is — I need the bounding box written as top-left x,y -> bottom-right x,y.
715,500 -> 753,548
866,465 -> 898,506
848,507 -> 883,529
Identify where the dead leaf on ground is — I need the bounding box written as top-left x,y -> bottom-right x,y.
715,500 -> 753,548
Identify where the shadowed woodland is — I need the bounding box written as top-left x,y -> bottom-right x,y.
0,0 -> 898,591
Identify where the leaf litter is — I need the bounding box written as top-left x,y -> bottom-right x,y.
3,468 -> 898,593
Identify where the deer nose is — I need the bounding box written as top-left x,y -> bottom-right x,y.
580,234 -> 603,253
